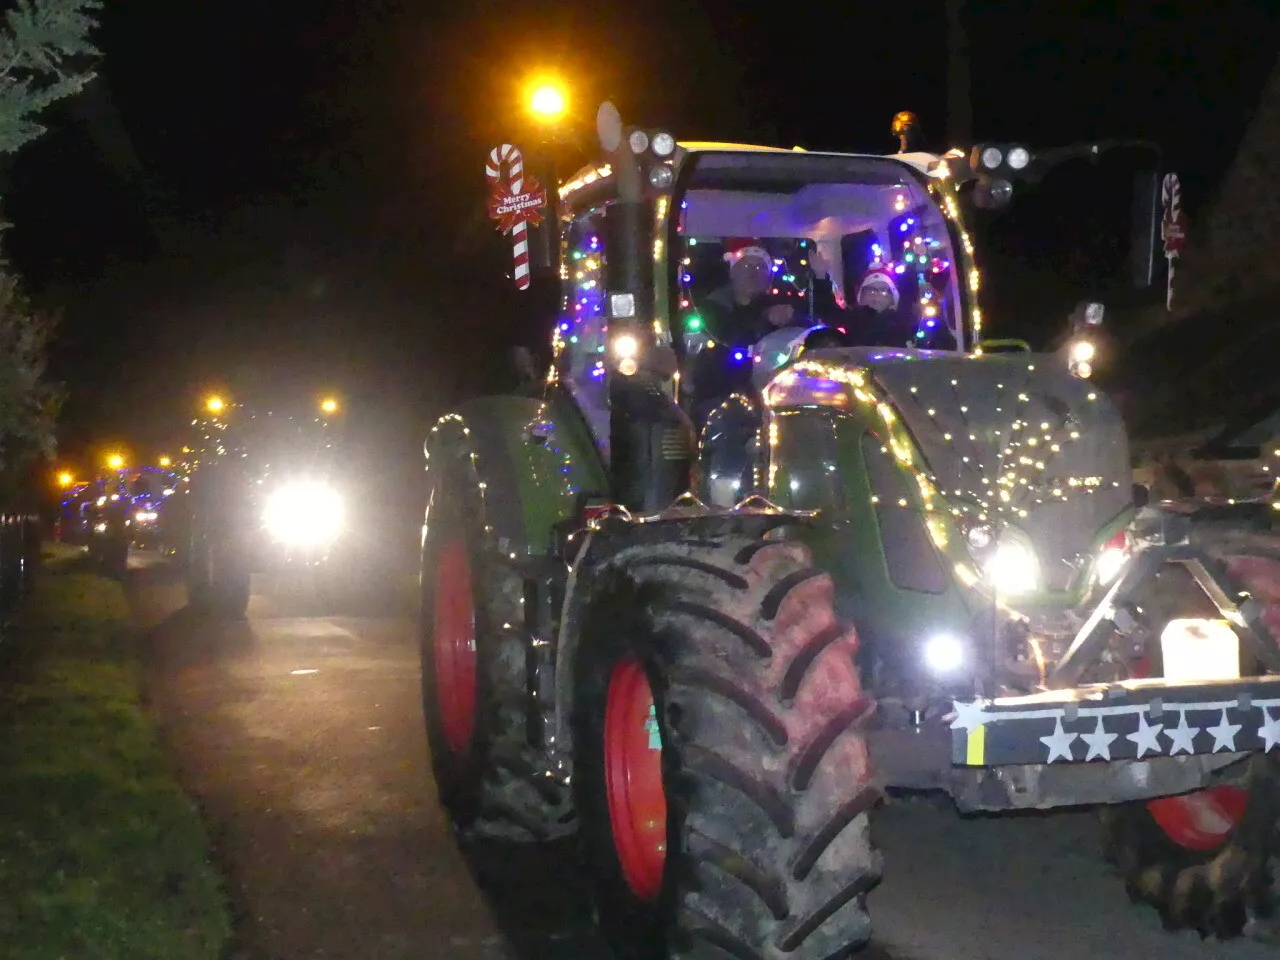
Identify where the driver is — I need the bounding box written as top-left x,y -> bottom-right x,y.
697,240 -> 797,346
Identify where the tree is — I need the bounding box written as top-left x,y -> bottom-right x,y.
0,0 -> 100,483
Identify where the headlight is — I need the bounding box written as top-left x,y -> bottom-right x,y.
984,540 -> 1040,595
1095,530 -> 1128,586
263,480 -> 344,547
135,510 -> 158,523
923,633 -> 966,674
1070,339 -> 1095,363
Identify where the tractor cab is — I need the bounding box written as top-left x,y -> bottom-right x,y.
547,104 -> 1159,517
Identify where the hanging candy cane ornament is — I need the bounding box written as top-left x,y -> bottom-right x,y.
1161,173 -> 1185,312
486,143 -> 547,291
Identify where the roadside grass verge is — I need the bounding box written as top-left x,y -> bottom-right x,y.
0,561 -> 230,959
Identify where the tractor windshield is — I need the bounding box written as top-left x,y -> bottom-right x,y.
672,151 -> 964,421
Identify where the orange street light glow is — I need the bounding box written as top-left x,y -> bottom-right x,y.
57,471 -> 73,487
320,397 -> 339,414
107,454 -> 125,470
158,456 -> 172,468
529,83 -> 567,122
206,395 -> 225,414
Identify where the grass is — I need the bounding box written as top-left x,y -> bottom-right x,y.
0,560 -> 231,959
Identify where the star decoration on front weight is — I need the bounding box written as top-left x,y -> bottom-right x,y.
1040,717 -> 1078,763
1260,707 -> 1280,752
949,699 -> 990,732
1080,716 -> 1118,761
1127,712 -> 1164,758
1164,712 -> 1200,755
1206,708 -> 1242,753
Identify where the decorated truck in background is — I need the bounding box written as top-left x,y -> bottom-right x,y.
418,101 -> 1280,958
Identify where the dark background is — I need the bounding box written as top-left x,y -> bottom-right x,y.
6,1 -> 1279,479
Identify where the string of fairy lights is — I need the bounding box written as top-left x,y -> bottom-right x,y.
768,357 -> 1122,570
550,157 -> 1110,541
552,221 -> 609,383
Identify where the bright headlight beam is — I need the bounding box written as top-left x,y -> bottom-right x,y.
923,633 -> 965,674
263,480 -> 344,547
985,541 -> 1040,595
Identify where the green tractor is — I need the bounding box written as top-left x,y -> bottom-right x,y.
171,394 -> 352,618
420,102 -> 1280,956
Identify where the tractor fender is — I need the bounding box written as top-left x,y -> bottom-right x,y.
423,395 -> 609,559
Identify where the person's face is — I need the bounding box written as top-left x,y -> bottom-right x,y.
858,281 -> 895,313
729,256 -> 771,302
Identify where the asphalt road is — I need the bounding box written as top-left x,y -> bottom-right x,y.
129,557 -> 1280,960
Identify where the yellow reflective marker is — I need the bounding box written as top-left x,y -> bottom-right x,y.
965,724 -> 986,765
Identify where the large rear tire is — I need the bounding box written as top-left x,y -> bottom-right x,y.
1102,755 -> 1280,937
419,452 -> 576,841
1101,546 -> 1280,938
573,533 -> 881,959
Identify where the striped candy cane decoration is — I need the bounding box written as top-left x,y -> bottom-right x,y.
487,143 -> 531,290
1161,173 -> 1183,311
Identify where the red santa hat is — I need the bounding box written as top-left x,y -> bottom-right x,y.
722,237 -> 772,269
858,264 -> 900,308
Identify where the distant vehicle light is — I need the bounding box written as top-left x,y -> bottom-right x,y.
263,480 -> 344,547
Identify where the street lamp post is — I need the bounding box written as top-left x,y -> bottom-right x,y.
524,79 -> 570,282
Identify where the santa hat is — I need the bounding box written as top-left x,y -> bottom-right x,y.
722,238 -> 772,269
858,264 -> 899,308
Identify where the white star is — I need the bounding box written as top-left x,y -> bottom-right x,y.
1040,716 -> 1078,763
1163,711 -> 1200,755
1081,716 -> 1118,761
1128,711 -> 1164,758
1260,708 -> 1280,752
950,699 -> 989,731
1206,709 -> 1242,753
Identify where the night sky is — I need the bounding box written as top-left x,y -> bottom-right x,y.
6,1 -> 1279,474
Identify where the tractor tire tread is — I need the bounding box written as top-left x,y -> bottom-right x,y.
579,534 -> 881,959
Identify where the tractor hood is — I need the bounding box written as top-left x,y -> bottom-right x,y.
772,347 -> 1132,592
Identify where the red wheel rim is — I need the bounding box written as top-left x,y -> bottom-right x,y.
1147,785 -> 1249,852
604,659 -> 668,900
433,538 -> 477,754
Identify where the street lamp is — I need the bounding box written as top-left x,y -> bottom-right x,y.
158,456 -> 172,468
206,395 -> 225,415
57,471 -> 74,488
107,454 -> 125,471
320,397 -> 339,415
528,82 -> 568,124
